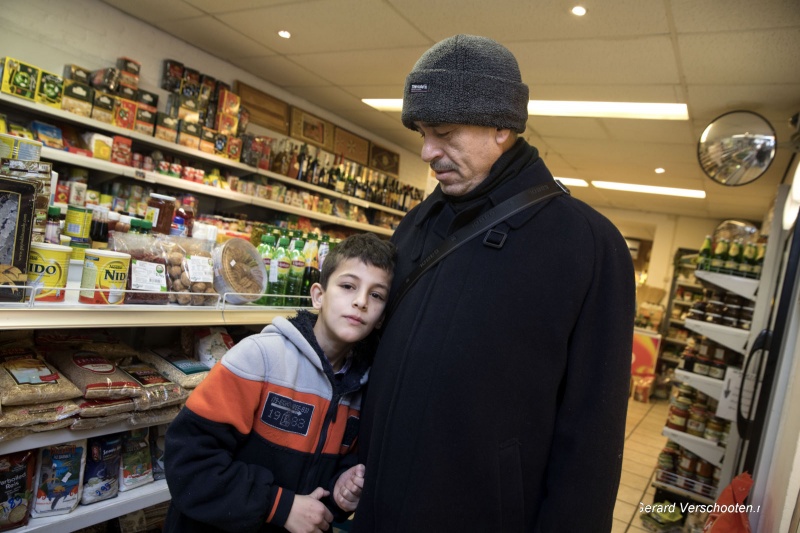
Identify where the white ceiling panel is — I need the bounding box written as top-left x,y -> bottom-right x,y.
291,48 -> 427,86
229,55 -> 329,87
155,16 -> 276,60
670,0 -> 800,33
102,0 -> 203,23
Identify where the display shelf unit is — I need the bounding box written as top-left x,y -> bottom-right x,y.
661,427 -> 725,467
694,270 -> 759,302
684,319 -> 750,355
16,481 -> 169,533
651,479 -> 716,506
1,92 -> 404,235
658,250 -> 700,368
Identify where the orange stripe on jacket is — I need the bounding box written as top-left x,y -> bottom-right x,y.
187,364 -> 265,435
266,487 -> 283,523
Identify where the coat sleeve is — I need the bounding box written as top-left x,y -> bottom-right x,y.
532,223 -> 636,532
164,338 -> 296,531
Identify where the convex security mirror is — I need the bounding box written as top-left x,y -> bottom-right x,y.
697,111 -> 776,186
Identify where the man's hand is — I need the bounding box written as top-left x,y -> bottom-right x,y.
284,487 -> 333,533
333,464 -> 365,512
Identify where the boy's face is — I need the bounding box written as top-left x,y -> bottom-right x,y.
311,258 -> 393,350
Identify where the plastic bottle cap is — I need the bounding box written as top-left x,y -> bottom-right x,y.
47,205 -> 61,216
142,220 -> 153,230
173,216 -> 185,225
130,218 -> 142,228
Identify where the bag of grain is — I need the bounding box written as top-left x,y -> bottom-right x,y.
45,350 -> 143,400
0,348 -> 82,407
32,440 -> 87,517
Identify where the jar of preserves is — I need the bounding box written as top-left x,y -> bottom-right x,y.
678,449 -> 698,475
695,458 -> 714,479
145,193 -> 177,235
709,360 -> 726,380
704,416 -> 725,443
693,355 -> 711,376
680,351 -> 696,372
687,300 -> 707,321
667,398 -> 691,431
686,405 -> 708,437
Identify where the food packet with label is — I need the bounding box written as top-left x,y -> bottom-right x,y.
0,348 -> 82,406
159,235 -> 217,306
0,450 -> 36,531
119,428 -> 153,492
45,350 -> 143,400
113,233 -> 169,305
138,347 -> 209,389
32,440 -> 87,517
81,434 -> 122,505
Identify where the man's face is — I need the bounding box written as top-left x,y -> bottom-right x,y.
415,122 -> 509,196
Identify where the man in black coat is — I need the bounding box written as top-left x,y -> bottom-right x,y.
352,34 -> 636,532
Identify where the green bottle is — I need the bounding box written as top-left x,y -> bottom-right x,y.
697,235 -> 712,271
285,239 -> 306,306
255,234 -> 276,305
266,237 -> 291,306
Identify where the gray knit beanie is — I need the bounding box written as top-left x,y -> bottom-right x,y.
401,34 -> 529,133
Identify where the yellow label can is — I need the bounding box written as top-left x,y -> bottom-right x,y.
27,242 -> 73,302
78,249 -> 130,305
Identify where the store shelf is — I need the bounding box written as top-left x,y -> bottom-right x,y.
695,270 -> 759,301
18,480 -> 170,533
676,281 -> 703,290
652,480 -> 716,506
40,148 -> 395,236
674,369 -> 724,400
662,427 -> 725,467
661,354 -> 682,365
672,300 -> 692,307
664,337 -> 688,346
684,318 -> 750,355
670,318 -> 686,326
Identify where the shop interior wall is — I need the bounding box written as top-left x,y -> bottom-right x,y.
0,0 -> 431,189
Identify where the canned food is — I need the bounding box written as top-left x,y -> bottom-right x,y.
78,249 -> 131,305
64,205 -> 92,239
27,242 -> 73,302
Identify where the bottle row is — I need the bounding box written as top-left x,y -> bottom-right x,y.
656,440 -> 722,497
696,234 -> 765,279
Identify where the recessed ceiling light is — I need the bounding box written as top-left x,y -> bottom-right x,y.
655,168 -> 665,174
593,181 -> 706,198
362,99 -> 689,120
571,6 -> 587,16
278,30 -> 291,39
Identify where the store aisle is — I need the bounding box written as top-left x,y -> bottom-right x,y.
612,398 -> 671,532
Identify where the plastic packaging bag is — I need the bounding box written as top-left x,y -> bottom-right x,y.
160,235 -> 217,306
703,472 -> 753,532
114,233 -> 168,305
32,440 -> 87,517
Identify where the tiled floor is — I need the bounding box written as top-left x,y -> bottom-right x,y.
612,397 -> 671,532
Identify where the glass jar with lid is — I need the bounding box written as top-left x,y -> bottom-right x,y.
146,193 -> 177,235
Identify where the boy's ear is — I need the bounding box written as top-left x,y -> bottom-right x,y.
309,283 -> 324,310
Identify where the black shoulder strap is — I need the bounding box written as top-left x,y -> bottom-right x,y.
384,179 -> 569,323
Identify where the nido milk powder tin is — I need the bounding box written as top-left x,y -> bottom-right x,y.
27,242 -> 73,302
79,249 -> 130,304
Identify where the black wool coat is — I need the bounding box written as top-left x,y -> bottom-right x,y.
354,140 -> 636,532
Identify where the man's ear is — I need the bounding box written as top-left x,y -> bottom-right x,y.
309,283 -> 324,310
495,128 -> 512,146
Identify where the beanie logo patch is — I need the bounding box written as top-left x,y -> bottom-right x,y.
410,83 -> 428,93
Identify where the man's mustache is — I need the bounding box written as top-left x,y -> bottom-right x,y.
430,162 -> 457,173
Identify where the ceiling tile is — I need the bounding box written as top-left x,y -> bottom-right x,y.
527,117 -> 610,141
670,0 -> 800,33
103,0 -> 203,22
153,16 -> 275,60
601,118 -> 696,144
184,0 -> 298,14
687,84 -> 800,123
216,0 -> 429,54
284,86 -> 366,113
230,55 -> 329,87
291,48 -> 428,86
531,84 -> 683,103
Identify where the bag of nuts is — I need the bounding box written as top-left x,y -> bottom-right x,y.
113,233 -> 169,305
159,236 -> 218,306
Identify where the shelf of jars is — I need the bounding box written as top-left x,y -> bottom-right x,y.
0,283 -> 302,330
684,319 -> 750,355
694,269 -> 759,302
674,369 -> 724,400
661,428 -> 725,468
652,475 -> 716,506
40,147 -> 395,237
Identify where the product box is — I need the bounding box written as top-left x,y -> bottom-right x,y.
226,136 -> 242,162
61,80 -> 94,117
198,74 -> 216,107
217,89 -> 240,116
136,89 -> 159,110
177,120 -> 201,150
82,133 -> 113,161
2,158 -> 52,239
134,106 -> 156,136
0,57 -> 41,101
116,57 -> 141,76
214,112 -> 238,136
91,91 -> 116,124
29,121 -> 65,150
63,64 -> 92,84
199,127 -> 216,154
213,132 -> 228,158
161,59 -> 184,92
154,113 -> 178,143
0,131 -> 42,161
111,136 -> 133,166
35,71 -> 64,108
0,175 -> 37,302
118,70 -> 139,91
114,98 -> 137,130
117,84 -> 137,101
213,81 -> 231,103
167,94 -> 200,123
180,68 -> 200,98
90,67 -> 119,93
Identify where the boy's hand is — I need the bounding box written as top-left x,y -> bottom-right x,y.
285,487 -> 333,533
333,464 -> 365,512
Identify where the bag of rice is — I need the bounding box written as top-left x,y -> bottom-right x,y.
70,413 -> 130,431
81,434 -> 123,505
129,405 -> 181,427
76,398 -> 135,418
0,348 -> 82,407
0,400 -> 80,428
118,358 -> 189,411
34,328 -> 120,346
0,428 -> 30,444
0,449 -> 36,531
29,419 -> 73,432
32,440 -> 87,517
195,327 -> 235,369
45,351 -> 143,400
119,428 -> 153,492
138,348 -> 209,389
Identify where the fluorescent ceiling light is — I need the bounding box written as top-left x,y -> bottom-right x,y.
655,168 -> 665,174
362,99 -> 688,120
278,30 -> 291,39
593,181 -> 706,198
554,177 -> 589,187
571,6 -> 587,16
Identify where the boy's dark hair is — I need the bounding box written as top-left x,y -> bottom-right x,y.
319,233 -> 396,288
